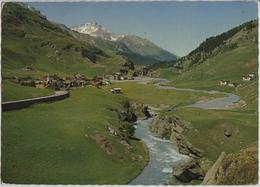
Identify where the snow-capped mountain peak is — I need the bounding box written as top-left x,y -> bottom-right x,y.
71,22 -> 123,41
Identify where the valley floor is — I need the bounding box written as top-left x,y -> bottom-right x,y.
1,75 -> 258,184
106,77 -> 258,184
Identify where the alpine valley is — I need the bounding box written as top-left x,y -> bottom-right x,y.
1,2 -> 258,186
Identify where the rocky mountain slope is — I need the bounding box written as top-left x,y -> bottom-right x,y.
71,22 -> 123,41
71,22 -> 177,64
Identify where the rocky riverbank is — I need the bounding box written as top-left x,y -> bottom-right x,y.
149,113 -> 258,185
150,115 -> 203,158
117,77 -> 256,185
149,114 -> 205,182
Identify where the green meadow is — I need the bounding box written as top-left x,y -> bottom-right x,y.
2,87 -> 148,184
105,81 -> 223,107
175,107 -> 258,161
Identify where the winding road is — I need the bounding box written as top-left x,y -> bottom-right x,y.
2,91 -> 69,111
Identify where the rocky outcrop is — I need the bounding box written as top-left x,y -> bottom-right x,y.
118,110 -> 137,123
142,105 -> 151,118
173,133 -> 204,158
203,145 -> 258,185
202,152 -> 226,184
173,158 -> 205,182
109,101 -> 138,123
130,102 -> 152,119
150,115 -> 203,158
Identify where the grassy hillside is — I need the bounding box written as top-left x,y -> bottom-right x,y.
152,20 -> 258,180
175,107 -> 257,162
155,20 -> 258,107
2,80 -> 53,102
2,87 -> 148,184
2,3 -> 125,79
153,20 -> 257,71
158,44 -> 257,91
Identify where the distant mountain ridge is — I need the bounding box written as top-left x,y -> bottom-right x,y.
71,22 -> 124,42
152,20 -> 257,70
71,22 -> 177,64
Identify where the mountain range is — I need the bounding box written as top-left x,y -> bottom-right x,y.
71,22 -> 177,64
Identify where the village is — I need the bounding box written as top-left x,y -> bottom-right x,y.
219,72 -> 256,87
3,66 -> 151,94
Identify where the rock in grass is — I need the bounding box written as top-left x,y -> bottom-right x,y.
224,130 -> 232,137
173,158 -> 204,182
91,133 -> 114,155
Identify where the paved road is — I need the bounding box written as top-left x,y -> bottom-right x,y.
2,91 -> 69,111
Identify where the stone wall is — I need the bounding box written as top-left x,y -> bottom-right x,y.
2,91 -> 69,112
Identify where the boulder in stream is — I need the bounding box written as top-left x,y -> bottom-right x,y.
173,158 -> 205,182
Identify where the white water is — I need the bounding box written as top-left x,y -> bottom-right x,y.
130,119 -> 188,185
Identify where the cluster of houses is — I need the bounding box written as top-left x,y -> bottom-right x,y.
113,72 -> 128,81
6,64 -> 150,93
242,72 -> 256,81
7,74 -> 110,90
219,80 -> 239,87
113,66 -> 150,81
219,72 -> 257,88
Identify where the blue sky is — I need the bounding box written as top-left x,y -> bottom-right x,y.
28,1 -> 258,56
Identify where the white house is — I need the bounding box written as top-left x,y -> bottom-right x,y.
111,88 -> 122,94
220,80 -> 229,86
242,76 -> 252,81
248,73 -> 256,78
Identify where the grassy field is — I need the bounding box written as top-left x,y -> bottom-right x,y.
156,78 -> 258,173
2,87 -> 148,184
175,107 -> 257,161
104,81 -> 223,108
2,80 -> 53,102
